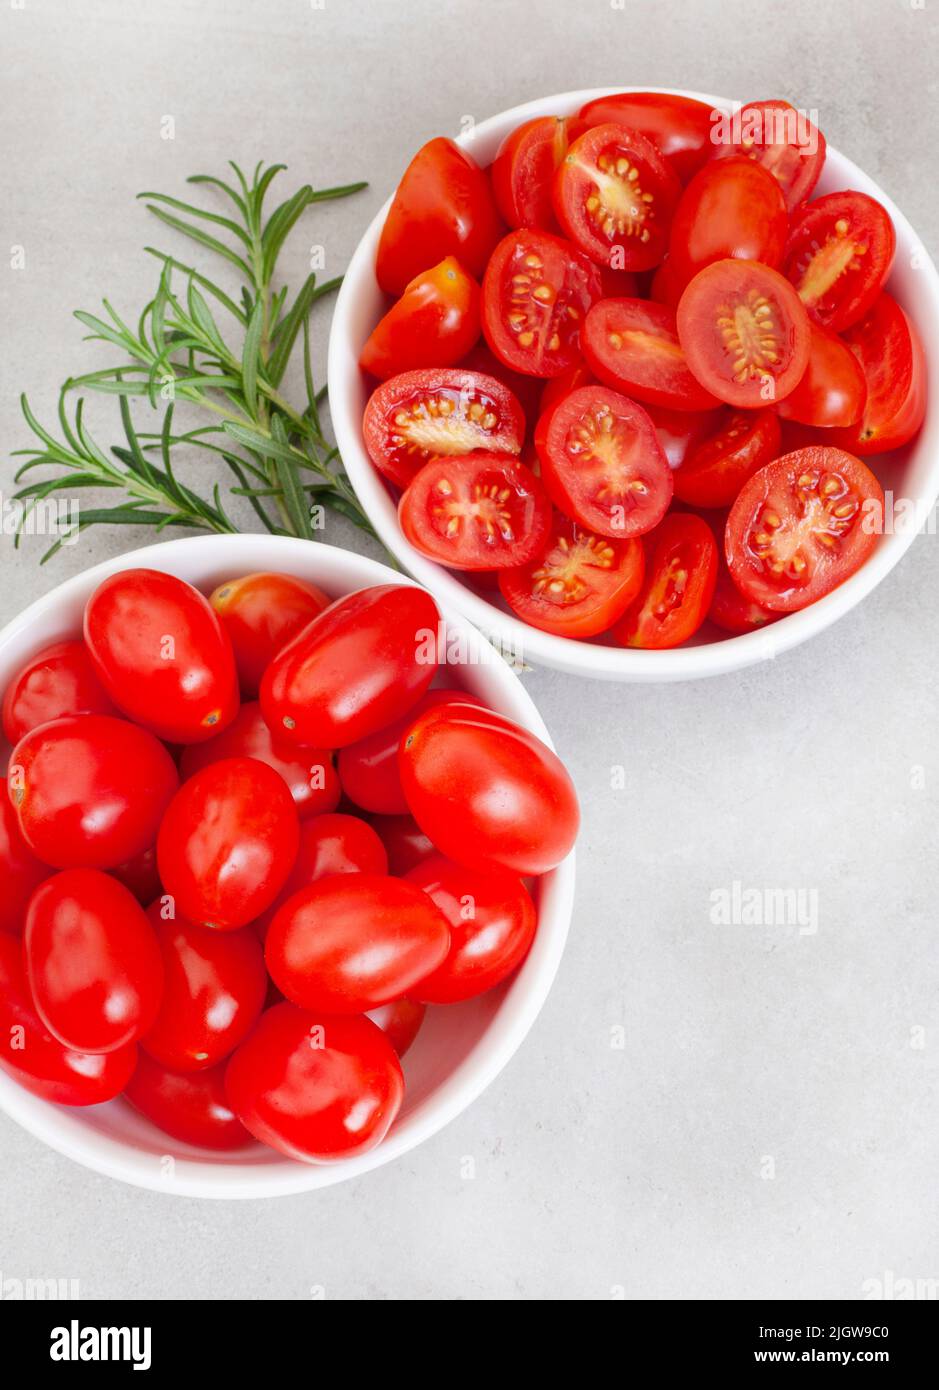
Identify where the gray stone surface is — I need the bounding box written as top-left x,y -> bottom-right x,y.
1,0 -> 937,1300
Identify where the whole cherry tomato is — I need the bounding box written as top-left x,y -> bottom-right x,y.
84,568 -> 239,743
179,702 -> 340,821
2,638 -> 115,744
265,873 -> 450,1013
251,813 -> 390,941
360,257 -> 482,380
224,1004 -> 404,1162
260,585 -> 439,749
141,903 -> 267,1071
0,779 -> 49,933
399,704 -> 579,875
208,572 -> 330,697
124,1053 -> 254,1151
368,814 -> 435,876
667,157 -> 788,285
9,714 -> 178,870
365,997 -> 426,1058
157,756 -> 300,930
25,869 -> 163,1053
0,932 -> 136,1106
110,845 -> 162,905
405,855 -> 537,1003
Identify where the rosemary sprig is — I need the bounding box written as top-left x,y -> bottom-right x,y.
12,161 -> 372,559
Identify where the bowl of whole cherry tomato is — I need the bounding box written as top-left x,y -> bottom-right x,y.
0,534 -> 577,1197
329,88 -> 939,680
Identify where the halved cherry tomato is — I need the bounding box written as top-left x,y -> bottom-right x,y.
673,408 -> 781,508
265,873 -> 450,1013
499,513 -> 645,638
84,569 -> 239,744
399,703 -> 579,876
124,1054 -> 254,1150
613,512 -> 718,648
208,572 -> 329,697
712,99 -> 826,210
539,362 -> 596,416
368,814 -> 435,877
365,997 -> 426,1058
25,869 -> 163,1054
9,714 -> 178,871
0,932 -> 136,1106
0,779 -> 49,933
783,190 -> 896,333
251,813 -> 390,941
141,903 -> 267,1071
677,259 -> 811,407
399,452 -> 551,570
823,294 -> 927,456
260,585 -> 439,749
360,257 -> 481,380
644,402 -> 723,470
578,91 -> 719,183
224,1005 -> 404,1163
179,702 -> 339,821
777,323 -> 866,428
482,229 -> 602,378
725,447 -> 884,612
2,639 -> 115,745
405,855 -> 536,1003
492,115 -> 585,230
667,156 -> 788,284
553,123 -> 681,271
363,368 -> 524,491
157,757 -> 300,930
582,297 -> 719,411
708,561 -> 779,635
376,137 -> 503,296
534,385 -> 673,538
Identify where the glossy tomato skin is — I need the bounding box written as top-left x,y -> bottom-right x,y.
777,323 -> 867,428
0,780 -> 50,933
368,814 -> 435,877
824,294 -> 927,456
225,1004 -> 404,1163
578,91 -> 718,183
179,702 -> 340,821
405,855 -> 537,1003
708,562 -> 779,635
712,99 -> 826,210
141,903 -> 266,1071
338,690 -> 483,815
250,813 -> 389,941
582,297 -> 720,411
783,191 -> 896,333
260,585 -> 439,749
365,997 -> 426,1059
673,409 -> 782,508
9,715 -> 178,871
376,138 -> 503,296
399,704 -> 579,876
2,639 -> 115,745
265,873 -> 450,1014
25,869 -> 163,1053
0,932 -> 136,1105
110,845 -> 162,906
124,1053 -> 254,1151
492,115 -> 585,230
157,757 -> 300,930
209,572 -> 329,698
84,569 -> 239,744
725,447 -> 884,612
363,367 -> 524,491
613,512 -> 718,649
667,157 -> 788,284
360,257 -> 481,380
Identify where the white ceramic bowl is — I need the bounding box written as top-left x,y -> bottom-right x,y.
330,87 -> 939,681
0,534 -> 575,1198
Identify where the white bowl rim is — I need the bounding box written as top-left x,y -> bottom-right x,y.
0,533 -> 575,1198
329,85 -> 939,683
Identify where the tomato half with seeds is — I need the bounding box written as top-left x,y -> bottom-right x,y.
708,562 -> 779,635
713,99 -> 826,210
725,447 -> 883,612
209,572 -> 330,698
677,259 -> 811,407
534,386 -> 672,539
673,408 -> 781,508
2,639 -> 115,745
499,513 -> 645,638
482,229 -> 602,378
777,323 -> 867,428
823,294 -> 926,456
582,297 -> 719,411
363,368 -> 524,491
399,452 -> 551,570
783,191 -> 896,333
612,512 -> 718,649
667,156 -> 788,282
492,115 -> 585,230
360,257 -> 481,380
124,1054 -> 254,1151
578,91 -> 718,183
553,123 -> 681,272
376,137 -> 503,296
0,779 -> 49,933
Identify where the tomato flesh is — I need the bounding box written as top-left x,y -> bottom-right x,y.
783,191 -> 896,333
578,91 -> 718,183
360,257 -> 481,380
612,512 -> 718,648
492,115 -> 585,230
583,297 -> 719,411
482,229 -> 601,377
673,408 -> 781,508
824,294 -> 927,455
713,99 -> 826,210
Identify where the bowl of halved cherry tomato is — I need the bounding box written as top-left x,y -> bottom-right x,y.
0,534 -> 577,1197
329,88 -> 939,679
